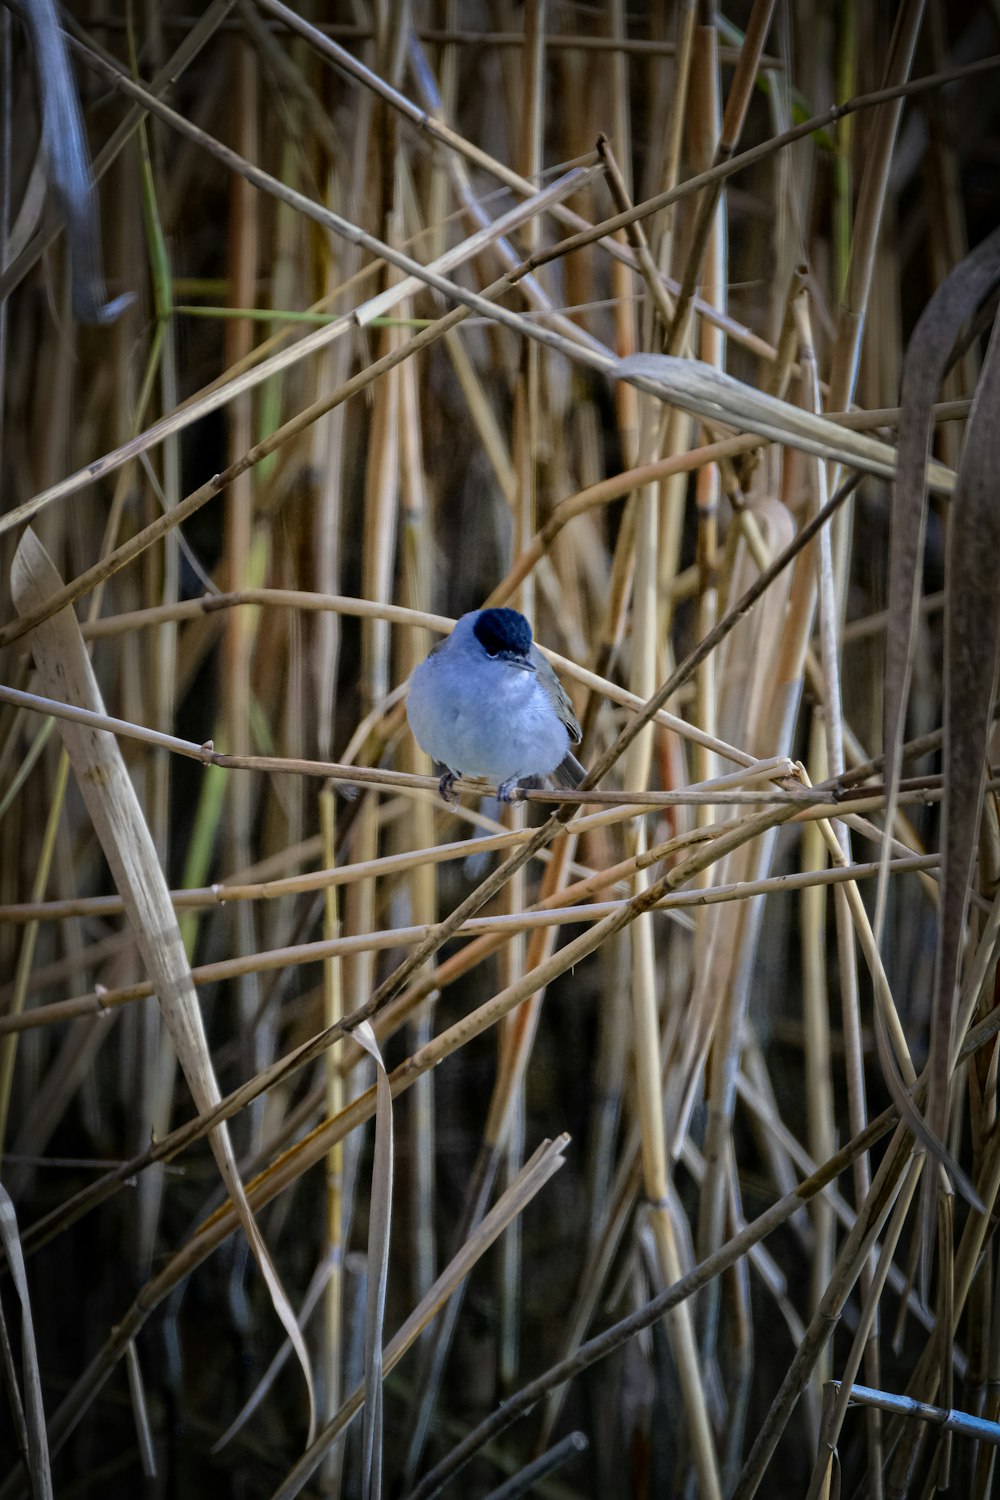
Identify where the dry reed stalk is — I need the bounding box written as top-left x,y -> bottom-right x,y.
805,277 -> 885,1479
489,3 -> 546,1409
317,784 -> 345,1488
801,719 -> 835,1392
0,846 -> 944,1044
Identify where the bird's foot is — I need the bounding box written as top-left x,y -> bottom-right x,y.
438,770 -> 460,804
496,776 -> 524,804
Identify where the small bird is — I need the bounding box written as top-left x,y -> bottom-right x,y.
406,607 -> 585,802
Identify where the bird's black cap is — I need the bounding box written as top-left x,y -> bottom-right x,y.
473,607 -> 533,658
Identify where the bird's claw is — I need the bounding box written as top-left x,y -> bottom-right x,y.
438,770 -> 459,804
496,777 -> 523,804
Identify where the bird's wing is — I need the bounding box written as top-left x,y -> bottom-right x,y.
532,646 -> 582,744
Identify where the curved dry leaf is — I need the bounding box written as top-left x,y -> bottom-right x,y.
211,1252 -> 338,1454
613,353 -> 956,492
0,1184 -> 52,1500
880,226 -> 1000,936
9,529 -> 316,1446
932,302 -> 1000,1180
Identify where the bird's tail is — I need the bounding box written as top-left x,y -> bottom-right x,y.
551,751 -> 586,788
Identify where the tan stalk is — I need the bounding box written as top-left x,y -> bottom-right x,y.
319,785 -> 345,1489
2,846 -> 947,1043
800,719 -> 836,1400
223,32 -> 264,1155
650,0 -> 697,286
311,134 -> 366,761
398,313 -> 438,1319
798,285 -> 882,1461
683,18 -> 741,1408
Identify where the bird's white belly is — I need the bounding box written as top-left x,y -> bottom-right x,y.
408,656 -> 568,781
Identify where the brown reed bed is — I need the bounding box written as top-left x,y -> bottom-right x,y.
3,4 -> 1000,1497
